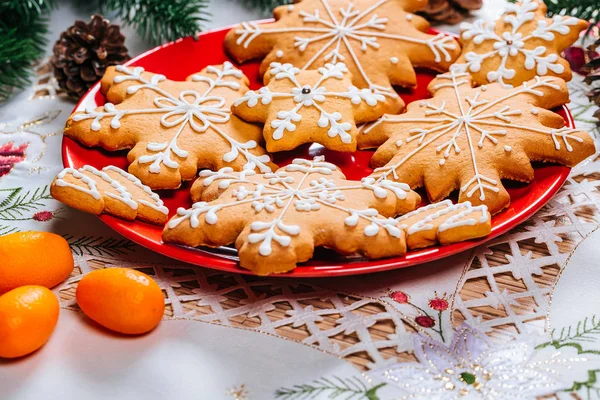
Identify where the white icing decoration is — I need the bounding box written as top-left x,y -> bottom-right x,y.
55,168 -> 101,200
390,57 -> 399,64
395,200 -> 489,234
372,71 -> 584,201
451,0 -> 581,86
276,50 -> 284,58
167,156 -> 410,256
55,166 -> 168,215
405,13 -> 413,21
287,5 -> 294,11
73,62 -> 271,175
530,107 -> 539,115
233,0 -> 457,96
235,62 -> 385,143
504,145 -> 512,152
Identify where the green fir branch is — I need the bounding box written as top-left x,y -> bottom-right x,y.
0,186 -> 53,220
508,0 -> 599,28
65,235 -> 136,257
537,315 -> 600,354
101,0 -> 211,46
0,0 -> 55,101
274,376 -> 385,400
0,225 -> 19,236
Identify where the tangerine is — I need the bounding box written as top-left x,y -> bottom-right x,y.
76,268 -> 164,335
0,286 -> 60,358
0,231 -> 74,293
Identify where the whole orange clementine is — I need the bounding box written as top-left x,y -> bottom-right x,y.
0,231 -> 74,293
0,286 -> 60,358
76,268 -> 164,335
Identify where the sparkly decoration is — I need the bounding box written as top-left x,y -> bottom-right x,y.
372,323 -> 566,398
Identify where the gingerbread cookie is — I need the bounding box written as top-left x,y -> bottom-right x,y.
232,62 -> 387,152
368,71 -> 596,215
224,0 -> 462,114
163,156 -> 421,275
451,0 -> 587,87
397,200 -> 490,249
64,62 -> 275,190
51,165 -> 168,225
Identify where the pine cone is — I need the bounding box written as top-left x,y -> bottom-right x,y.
420,0 -> 483,25
51,15 -> 130,100
584,38 -> 600,119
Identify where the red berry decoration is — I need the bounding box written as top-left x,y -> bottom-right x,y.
390,290 -> 410,304
415,315 -> 436,328
32,211 -> 54,222
428,296 -> 449,311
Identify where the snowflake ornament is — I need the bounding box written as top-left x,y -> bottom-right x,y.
451,0 -> 588,87
163,156 -> 493,275
64,62 -> 275,190
232,62 -> 387,152
224,0 -> 462,114
365,71 -> 596,215
371,323 -> 566,399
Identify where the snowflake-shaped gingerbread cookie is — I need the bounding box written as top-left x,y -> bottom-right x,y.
451,0 -> 587,87
224,0 -> 461,114
163,156 -> 421,274
64,62 -> 275,190
365,71 -> 596,215
163,156 -> 493,275
232,62 -> 387,152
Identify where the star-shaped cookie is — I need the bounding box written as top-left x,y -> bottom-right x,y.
232,62 -> 387,152
64,62 -> 275,190
224,0 -> 461,114
366,71 -> 596,215
451,0 -> 587,87
163,156 -> 422,274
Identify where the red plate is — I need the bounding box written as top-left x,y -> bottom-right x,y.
62,26 -> 572,277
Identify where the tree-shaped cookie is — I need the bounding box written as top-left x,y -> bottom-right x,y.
232,62 -> 387,152
64,62 -> 275,190
51,165 -> 168,225
163,156 -> 422,275
224,0 -> 461,114
367,71 -> 596,215
451,0 -> 587,87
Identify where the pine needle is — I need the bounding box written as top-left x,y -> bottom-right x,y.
102,0 -> 211,46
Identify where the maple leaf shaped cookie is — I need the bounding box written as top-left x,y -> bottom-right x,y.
51,165 -> 169,225
232,62 -> 387,152
64,62 -> 275,190
451,0 -> 587,87
366,71 -> 596,215
163,156 -> 421,275
224,0 -> 461,114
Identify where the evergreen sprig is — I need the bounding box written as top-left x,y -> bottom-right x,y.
0,186 -> 53,220
101,0 -> 211,46
274,376 -> 385,400
0,0 -> 55,101
65,235 -> 136,257
508,0 -> 599,27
